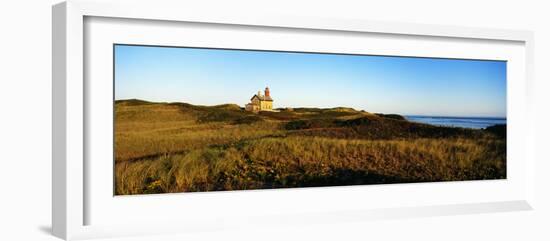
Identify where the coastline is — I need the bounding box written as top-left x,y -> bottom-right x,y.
405,115 -> 506,129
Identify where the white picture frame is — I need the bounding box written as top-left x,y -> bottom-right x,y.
52,0 -> 535,240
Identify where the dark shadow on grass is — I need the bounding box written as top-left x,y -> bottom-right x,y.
254,168 -> 419,190
299,168 -> 420,188
301,168 -> 412,187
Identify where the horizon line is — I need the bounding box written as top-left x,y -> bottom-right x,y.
114,98 -> 507,119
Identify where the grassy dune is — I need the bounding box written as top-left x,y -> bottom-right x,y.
114,99 -> 506,195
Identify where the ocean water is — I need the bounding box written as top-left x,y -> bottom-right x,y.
405,116 -> 506,129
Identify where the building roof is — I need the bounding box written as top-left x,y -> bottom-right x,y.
251,94 -> 273,101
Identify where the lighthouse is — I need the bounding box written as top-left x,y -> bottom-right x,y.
245,86 -> 274,112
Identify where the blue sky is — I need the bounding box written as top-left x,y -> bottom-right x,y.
115,44 -> 506,118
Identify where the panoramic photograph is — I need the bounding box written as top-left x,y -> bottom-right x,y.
114,44 -> 507,195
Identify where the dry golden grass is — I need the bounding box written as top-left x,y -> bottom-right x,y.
115,103 -> 283,162
114,100 -> 506,195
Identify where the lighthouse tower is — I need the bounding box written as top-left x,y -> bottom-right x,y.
245,86 -> 274,112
